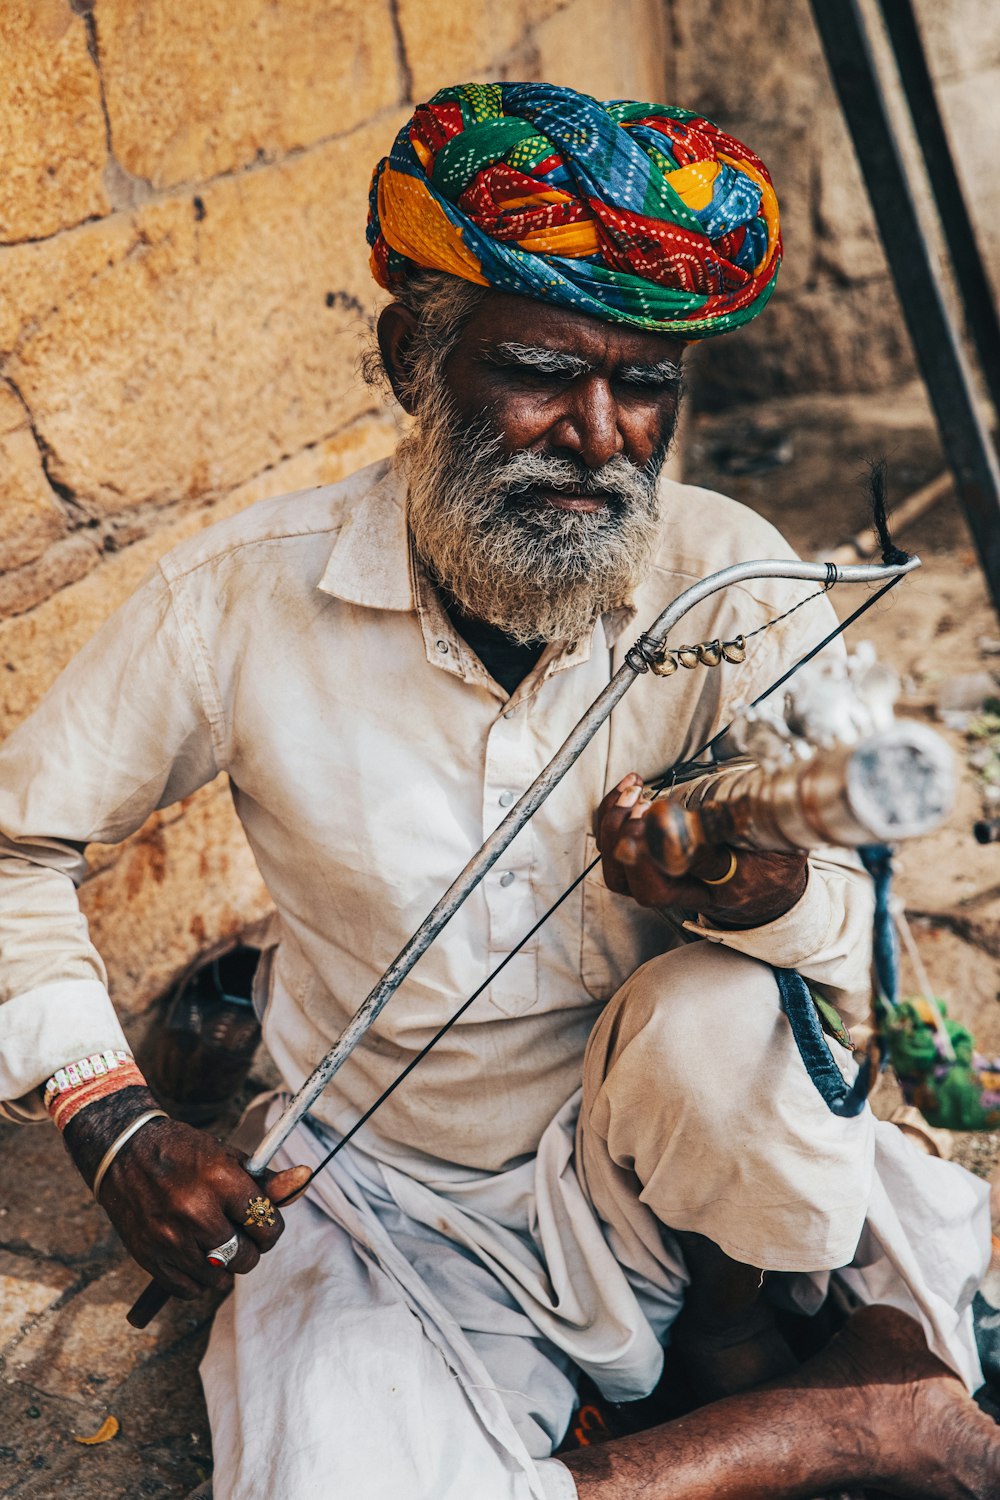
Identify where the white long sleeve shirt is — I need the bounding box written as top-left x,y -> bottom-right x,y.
0,460 -> 873,1165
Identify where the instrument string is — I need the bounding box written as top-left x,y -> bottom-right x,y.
273,570 -> 905,1202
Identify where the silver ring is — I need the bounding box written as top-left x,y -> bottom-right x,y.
206,1232 -> 240,1268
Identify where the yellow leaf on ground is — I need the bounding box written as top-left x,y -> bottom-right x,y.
74,1415 -> 120,1445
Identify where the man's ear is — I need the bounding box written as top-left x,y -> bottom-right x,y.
377,302 -> 420,414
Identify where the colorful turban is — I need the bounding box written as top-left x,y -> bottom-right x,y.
367,82 -> 782,340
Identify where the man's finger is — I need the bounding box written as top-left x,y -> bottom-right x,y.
268,1164 -> 313,1206
225,1183 -> 285,1249
597,776 -> 645,894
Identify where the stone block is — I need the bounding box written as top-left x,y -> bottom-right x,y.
0,1121 -> 115,1263
9,1259 -> 191,1402
0,1319 -> 214,1500
522,0 -> 670,103
671,0 -> 824,128
911,0 -> 1000,83
0,1250 -> 76,1351
0,1379 -> 108,1496
397,0 -> 569,98
0,1 -> 109,243
5,116 -> 396,517
0,534 -> 101,622
0,213 -> 139,356
0,381 -> 68,571
0,406 -> 398,722
938,68 -> 1000,298
692,275 -> 916,407
82,779 -> 272,1020
96,0 -> 403,190
813,105 -> 888,285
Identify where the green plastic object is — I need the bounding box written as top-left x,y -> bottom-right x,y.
886,996 -> 1000,1131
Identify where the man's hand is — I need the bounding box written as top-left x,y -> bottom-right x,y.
94,1115 -> 309,1299
596,772 -> 808,930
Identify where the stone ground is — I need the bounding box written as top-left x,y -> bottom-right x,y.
1,378 -> 999,1497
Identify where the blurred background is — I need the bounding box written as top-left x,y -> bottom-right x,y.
2,2 -> 1000,1494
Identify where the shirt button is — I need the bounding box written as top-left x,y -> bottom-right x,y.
498,791 -> 515,808
503,708 -> 515,719
499,871 -> 516,888
436,639 -> 449,654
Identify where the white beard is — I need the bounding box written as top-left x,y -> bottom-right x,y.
398,386 -> 669,646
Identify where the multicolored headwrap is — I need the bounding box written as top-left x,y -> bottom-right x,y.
367,81 -> 782,339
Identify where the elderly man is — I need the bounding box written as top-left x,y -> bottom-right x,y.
0,83 -> 996,1499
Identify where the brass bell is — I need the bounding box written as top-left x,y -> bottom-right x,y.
677,646 -> 700,670
721,636 -> 747,664
697,639 -> 723,667
651,649 -> 678,676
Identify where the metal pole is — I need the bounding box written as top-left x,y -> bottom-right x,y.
810,0 -> 1000,618
875,0 -> 1000,430
126,553 -> 918,1325
246,554 -> 918,1173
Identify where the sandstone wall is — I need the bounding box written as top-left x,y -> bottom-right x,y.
3,0 -> 995,1027
673,0 -> 1000,404
0,0 -> 669,1022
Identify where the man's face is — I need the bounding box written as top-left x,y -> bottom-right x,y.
390,290 -> 685,645
442,292 -> 685,495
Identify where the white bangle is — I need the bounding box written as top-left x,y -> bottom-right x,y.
92,1109 -> 169,1202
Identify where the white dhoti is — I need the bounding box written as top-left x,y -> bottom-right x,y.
202,946 -> 991,1500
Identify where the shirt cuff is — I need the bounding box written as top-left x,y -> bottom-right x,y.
0,980 -> 129,1105
683,866 -> 833,970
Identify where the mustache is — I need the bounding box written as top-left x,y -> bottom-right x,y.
463,436 -> 665,514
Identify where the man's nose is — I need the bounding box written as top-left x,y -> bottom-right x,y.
549,377 -> 625,469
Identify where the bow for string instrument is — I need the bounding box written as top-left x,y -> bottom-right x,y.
128,550 -> 932,1328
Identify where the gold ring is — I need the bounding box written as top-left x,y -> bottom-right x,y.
244,1194 -> 276,1229
700,849 -> 738,886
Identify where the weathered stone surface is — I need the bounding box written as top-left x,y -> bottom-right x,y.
0,406 -> 398,722
397,0 -> 570,97
0,1 -> 109,243
814,102 -> 888,285
5,116 -> 397,516
692,274 -> 916,406
96,0 -> 403,191
0,1250 -> 76,1351
0,212 -> 139,356
525,0 -> 669,103
939,67 -> 1000,295
912,0 -> 1000,82
81,780 -> 272,1020
672,0 -> 825,128
9,1259 -> 188,1402
0,1320 -> 215,1500
0,380 -> 69,571
0,1121 -> 115,1263
0,534 -> 101,621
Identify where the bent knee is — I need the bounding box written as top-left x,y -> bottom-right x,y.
605,941 -> 785,1076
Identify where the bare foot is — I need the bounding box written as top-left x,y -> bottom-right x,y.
795,1305 -> 1000,1500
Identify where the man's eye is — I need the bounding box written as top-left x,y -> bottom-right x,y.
615,377 -> 679,397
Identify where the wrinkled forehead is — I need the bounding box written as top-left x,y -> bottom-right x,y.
452,289 -> 687,369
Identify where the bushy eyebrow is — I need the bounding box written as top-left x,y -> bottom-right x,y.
617,358 -> 684,387
488,341 -> 683,387
489,341 -> 591,377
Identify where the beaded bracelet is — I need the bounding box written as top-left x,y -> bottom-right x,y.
44,1050 -> 148,1132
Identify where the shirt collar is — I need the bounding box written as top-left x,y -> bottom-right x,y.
316,455 -> 640,646
317,461 -> 415,612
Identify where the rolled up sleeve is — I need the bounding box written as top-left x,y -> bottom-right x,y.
0,564 -> 221,1108
686,849 -> 875,1027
